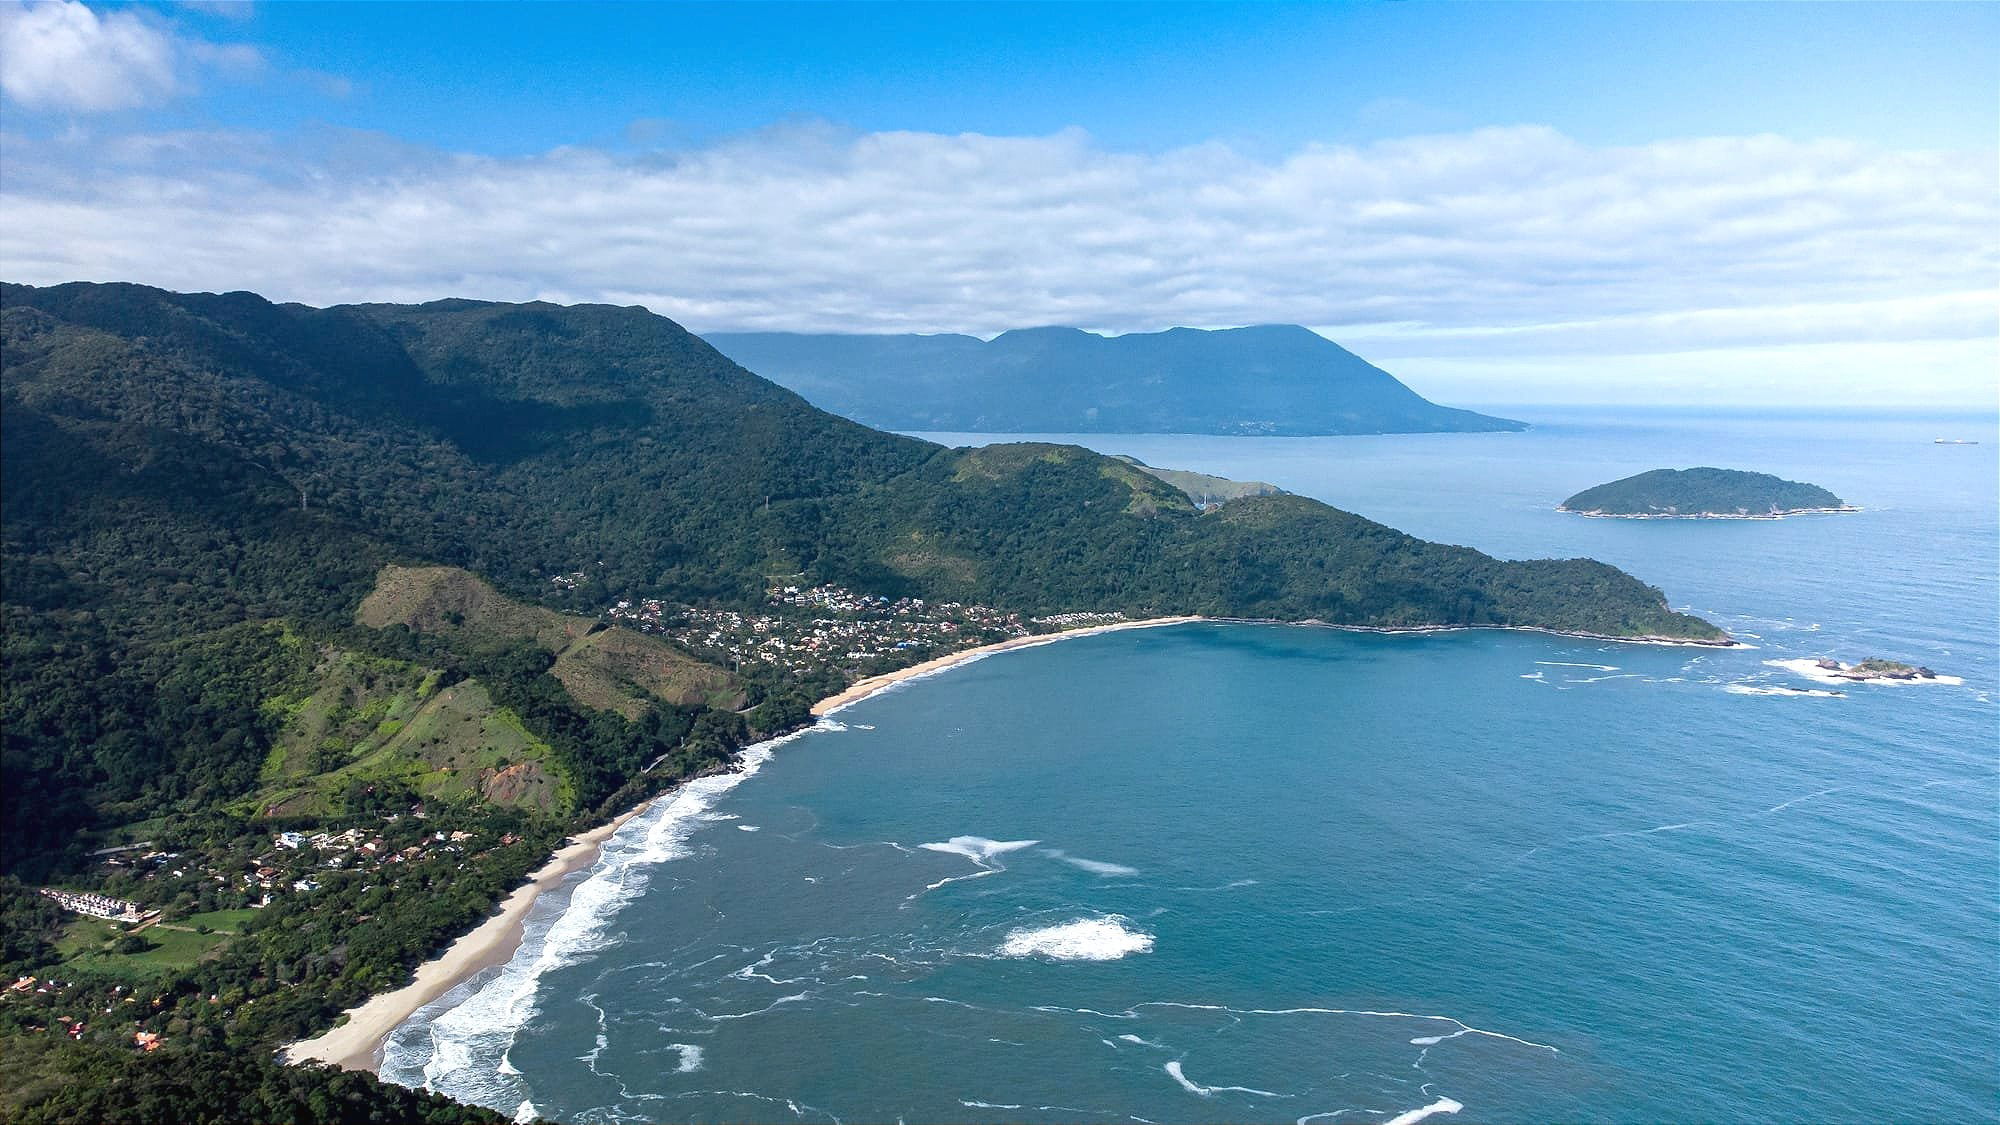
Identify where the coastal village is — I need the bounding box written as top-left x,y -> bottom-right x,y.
6,811 -> 530,1058
604,581 -> 1126,677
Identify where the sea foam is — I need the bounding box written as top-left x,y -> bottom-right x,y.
1383,1097 -> 1465,1125
1043,848 -> 1139,876
1163,1059 -> 1281,1098
1765,658 -> 1963,687
998,916 -> 1154,961
919,836 -> 1039,862
382,730 -> 802,1107
1725,684 -> 1844,698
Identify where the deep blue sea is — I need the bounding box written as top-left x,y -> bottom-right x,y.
383,408 -> 1999,1125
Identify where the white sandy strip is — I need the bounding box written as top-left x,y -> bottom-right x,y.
282,808 -> 644,1073
810,617 -> 1205,715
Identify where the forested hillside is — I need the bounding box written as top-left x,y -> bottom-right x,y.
1,280 -> 1721,860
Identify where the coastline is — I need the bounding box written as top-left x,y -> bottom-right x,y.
278,615 -> 1201,1076
811,616 -> 1206,715
1300,620 -> 1742,648
281,806 -> 646,1073
1558,505 -> 1860,519
280,610 -> 1727,1078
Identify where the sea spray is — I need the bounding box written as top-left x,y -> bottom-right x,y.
997,916 -> 1154,961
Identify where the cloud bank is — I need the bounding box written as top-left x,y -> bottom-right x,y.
1,121 -> 1993,404
0,0 -> 260,112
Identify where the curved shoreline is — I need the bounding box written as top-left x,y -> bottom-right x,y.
281,612 -> 1730,1076
811,616 -> 1206,715
282,808 -> 647,1073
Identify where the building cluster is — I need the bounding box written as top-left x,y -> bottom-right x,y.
1029,611 -> 1127,628
607,583 -> 1032,676
82,815 -> 505,918
242,826 -> 484,899
38,888 -> 155,925
6,978 -> 169,1051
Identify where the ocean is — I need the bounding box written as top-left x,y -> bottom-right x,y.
380,408 -> 1998,1124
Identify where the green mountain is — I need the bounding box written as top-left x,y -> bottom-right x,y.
1561,468 -> 1850,518
0,277 -> 1725,849
0,281 -> 1720,1121
705,324 -> 1525,435
0,279 -> 1722,857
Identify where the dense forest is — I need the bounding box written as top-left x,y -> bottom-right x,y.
1560,467 -> 1849,517
0,281 -> 1721,1122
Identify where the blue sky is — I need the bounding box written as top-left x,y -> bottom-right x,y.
1,1 -> 1995,406
135,2 -> 2000,154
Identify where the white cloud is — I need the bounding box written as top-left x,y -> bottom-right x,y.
0,0 -> 261,112
0,121 -> 1994,404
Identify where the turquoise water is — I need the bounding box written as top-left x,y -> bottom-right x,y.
384,409 -> 1999,1124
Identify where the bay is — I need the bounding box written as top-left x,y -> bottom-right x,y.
385,407 -> 1998,1124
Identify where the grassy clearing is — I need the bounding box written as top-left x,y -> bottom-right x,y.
55,919 -> 233,978
245,674 -> 569,817
362,564 -> 742,716
176,909 -> 259,934
239,643 -> 572,817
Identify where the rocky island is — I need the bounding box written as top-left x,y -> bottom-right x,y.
1767,657 -> 1962,687
1560,467 -> 1856,518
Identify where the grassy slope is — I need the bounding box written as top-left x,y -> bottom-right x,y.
241,646 -> 569,818
359,565 -> 744,714
1114,455 -> 1286,506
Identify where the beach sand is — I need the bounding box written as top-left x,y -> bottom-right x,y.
282,807 -> 643,1073
282,615 -> 1201,1075
811,616 -> 1206,716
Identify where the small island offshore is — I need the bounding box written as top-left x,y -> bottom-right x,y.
1768,657 -> 1963,687
1560,467 -> 1857,519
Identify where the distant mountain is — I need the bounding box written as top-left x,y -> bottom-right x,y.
1560,468 -> 1853,519
705,324 -> 1524,435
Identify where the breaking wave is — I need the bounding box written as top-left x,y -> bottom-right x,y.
378,728 -> 810,1108
997,916 -> 1154,961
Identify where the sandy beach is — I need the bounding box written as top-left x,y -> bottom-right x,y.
811,616 -> 1207,715
283,806 -> 645,1073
